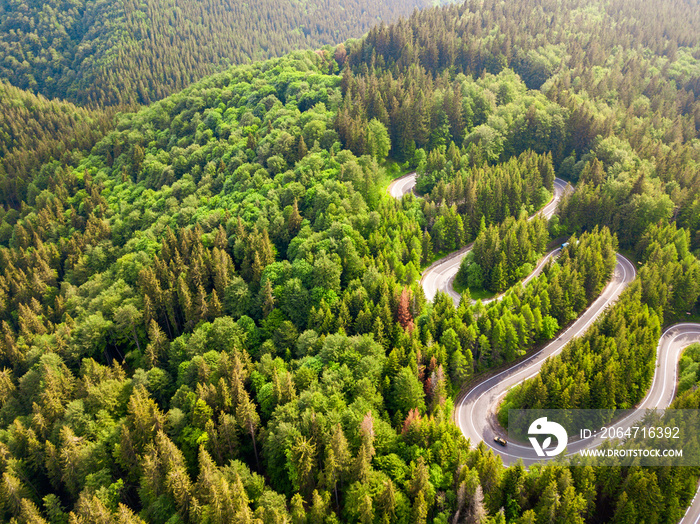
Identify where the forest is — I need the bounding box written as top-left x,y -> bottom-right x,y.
0,0 -> 449,107
1,0 -> 700,522
454,215 -> 550,295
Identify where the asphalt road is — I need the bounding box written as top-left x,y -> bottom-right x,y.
683,480 -> 700,524
388,172 -> 700,522
419,177 -> 569,305
387,171 -> 417,199
456,312 -> 700,521
455,253 -> 637,466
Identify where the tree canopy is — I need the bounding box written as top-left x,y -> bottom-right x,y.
1,0 -> 700,522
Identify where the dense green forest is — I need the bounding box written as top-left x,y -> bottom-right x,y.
678,343 -> 700,396
0,0 -> 450,107
503,222 -> 700,415
1,0 -> 700,522
0,80 -> 115,211
454,215 -> 550,294
0,52 -> 620,522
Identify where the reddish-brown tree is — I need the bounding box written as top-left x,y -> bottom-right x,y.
397,287 -> 414,332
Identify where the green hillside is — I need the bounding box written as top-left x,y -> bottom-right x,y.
0,0 -> 445,107
0,79 -> 115,210
0,0 -> 700,522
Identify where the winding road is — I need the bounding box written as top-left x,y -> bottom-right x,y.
457,252 -> 637,467
390,173 -> 569,305
423,178 -> 568,305
388,171 -> 417,199
389,171 -> 700,523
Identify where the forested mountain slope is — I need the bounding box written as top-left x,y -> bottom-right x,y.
0,0 -> 447,107
340,0 -> 700,248
0,0 -> 700,522
0,80 -> 115,210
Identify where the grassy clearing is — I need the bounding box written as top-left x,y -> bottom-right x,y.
379,160 -> 413,192
452,280 -> 496,301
